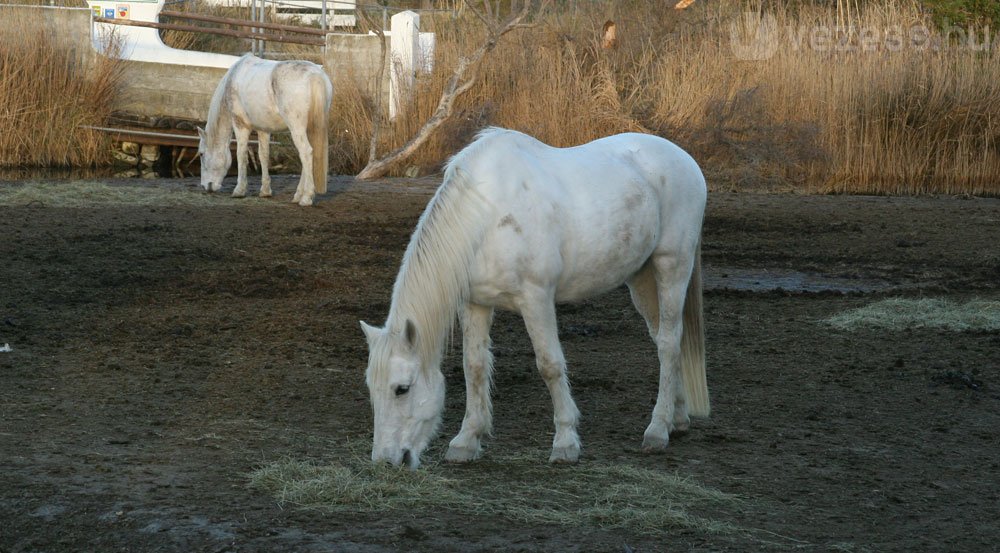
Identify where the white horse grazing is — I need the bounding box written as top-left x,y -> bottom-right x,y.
197,54 -> 332,207
361,128 -> 708,469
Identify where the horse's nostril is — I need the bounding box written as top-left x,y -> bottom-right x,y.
401,449 -> 412,467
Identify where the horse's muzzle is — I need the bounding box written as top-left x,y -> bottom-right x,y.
372,447 -> 418,470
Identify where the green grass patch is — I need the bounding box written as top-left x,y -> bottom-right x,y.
0,181 -> 276,208
248,446 -> 742,536
826,298 -> 1000,332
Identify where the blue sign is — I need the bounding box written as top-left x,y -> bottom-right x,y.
103,7 -> 115,18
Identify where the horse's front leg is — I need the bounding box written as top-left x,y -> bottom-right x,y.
446,303 -> 495,463
232,127 -> 252,198
519,288 -> 581,464
288,126 -> 314,207
642,254 -> 691,451
257,131 -> 272,197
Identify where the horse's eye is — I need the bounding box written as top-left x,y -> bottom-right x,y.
394,385 -> 410,397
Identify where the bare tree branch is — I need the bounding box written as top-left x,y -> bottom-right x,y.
464,1 -> 496,32
355,0 -> 542,181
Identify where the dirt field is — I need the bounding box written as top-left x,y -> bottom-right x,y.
1,176 -> 998,552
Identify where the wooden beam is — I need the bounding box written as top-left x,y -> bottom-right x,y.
159,10 -> 327,36
82,126 -> 268,148
93,17 -> 325,46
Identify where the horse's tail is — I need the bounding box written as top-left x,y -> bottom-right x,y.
681,239 -> 709,417
307,73 -> 330,195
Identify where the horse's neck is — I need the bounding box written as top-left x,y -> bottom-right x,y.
385,267 -> 455,368
206,77 -> 235,151
206,104 -> 233,151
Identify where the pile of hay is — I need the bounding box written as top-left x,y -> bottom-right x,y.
826,298 -> 1000,332
249,447 -> 740,535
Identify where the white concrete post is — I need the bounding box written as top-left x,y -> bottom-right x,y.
389,10 -> 420,120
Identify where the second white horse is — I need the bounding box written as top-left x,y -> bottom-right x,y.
198,54 -> 332,206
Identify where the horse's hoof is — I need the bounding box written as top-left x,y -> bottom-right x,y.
259,191 -> 272,198
641,434 -> 670,452
232,191 -> 246,198
444,445 -> 480,463
670,421 -> 690,437
549,446 -> 580,464
297,198 -> 314,207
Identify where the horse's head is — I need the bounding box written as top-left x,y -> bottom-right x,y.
197,126 -> 231,193
361,319 -> 444,470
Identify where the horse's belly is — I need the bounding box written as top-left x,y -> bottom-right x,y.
238,107 -> 286,133
468,189 -> 659,308
554,189 -> 659,301
553,228 -> 657,302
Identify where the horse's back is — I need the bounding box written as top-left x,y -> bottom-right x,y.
590,132 -> 707,245
455,129 -> 705,237
458,129 -> 706,306
457,129 -> 703,200
227,56 -> 331,133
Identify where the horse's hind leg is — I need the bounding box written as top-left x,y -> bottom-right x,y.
232,126 -> 252,198
446,303 -> 495,463
258,131 -> 272,197
629,261 -> 690,437
519,288 -> 581,464
643,253 -> 695,451
287,125 -> 314,207
628,260 -> 660,340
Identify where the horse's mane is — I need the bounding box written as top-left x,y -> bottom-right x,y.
383,135 -> 499,367
204,54 -> 252,144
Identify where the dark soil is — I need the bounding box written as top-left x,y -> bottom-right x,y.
1,177 -> 999,552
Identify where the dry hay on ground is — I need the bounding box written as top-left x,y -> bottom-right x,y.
826,298 -> 1000,332
249,445 -> 741,536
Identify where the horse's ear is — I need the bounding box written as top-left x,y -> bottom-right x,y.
404,319 -> 417,350
196,126 -> 206,140
360,321 -> 380,343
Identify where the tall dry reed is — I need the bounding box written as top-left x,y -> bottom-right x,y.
337,0 -> 1000,195
4,0 -> 997,194
0,6 -> 124,168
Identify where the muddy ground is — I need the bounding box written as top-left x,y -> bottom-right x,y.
1,176 -> 998,552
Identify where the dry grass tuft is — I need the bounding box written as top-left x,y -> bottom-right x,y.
0,6 -> 124,168
248,443 -> 741,536
0,181 -> 276,208
826,298 -> 1000,331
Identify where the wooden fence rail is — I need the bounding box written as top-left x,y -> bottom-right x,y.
93,14 -> 325,46
159,10 -> 328,36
